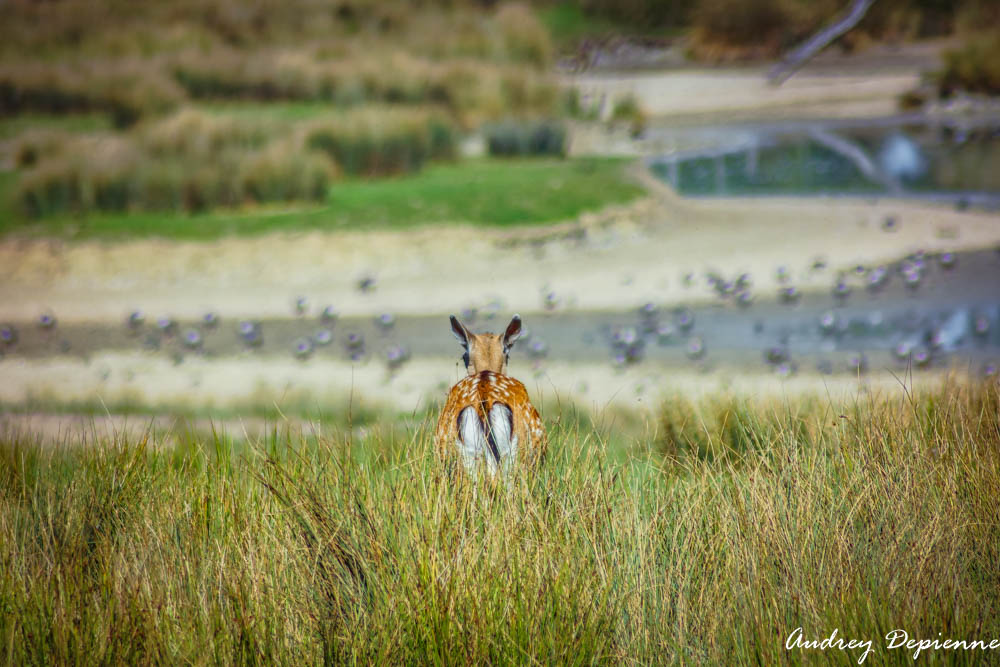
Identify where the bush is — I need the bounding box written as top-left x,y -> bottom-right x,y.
12,129 -> 72,168
139,108 -> 274,158
17,135 -> 142,217
688,0 -> 838,61
0,1 -> 559,127
936,29 -> 1000,96
306,109 -> 457,176
578,0 -> 695,30
610,94 -> 647,137
0,61 -> 184,127
171,50 -> 335,102
15,112 -> 340,217
495,3 -> 554,67
484,119 -> 566,157
239,139 -> 337,203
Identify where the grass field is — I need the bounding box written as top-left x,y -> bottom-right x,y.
1,380 -> 998,664
0,113 -> 113,140
0,157 -> 643,241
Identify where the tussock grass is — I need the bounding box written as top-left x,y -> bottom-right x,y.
484,118 -> 567,157
305,108 -> 456,177
0,60 -> 187,127
1,0 -> 565,221
2,158 -> 642,239
0,1 -> 556,123
1,380 -> 998,663
937,28 -> 1000,97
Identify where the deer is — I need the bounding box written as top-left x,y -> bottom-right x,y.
435,314 -> 546,475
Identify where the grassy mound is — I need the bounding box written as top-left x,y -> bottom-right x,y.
1,380 -> 998,662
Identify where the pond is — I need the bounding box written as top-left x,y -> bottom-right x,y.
649,117 -> 1000,205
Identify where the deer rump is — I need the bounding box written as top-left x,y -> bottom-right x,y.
457,401 -> 517,472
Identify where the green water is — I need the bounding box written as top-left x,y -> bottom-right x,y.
653,125 -> 1000,198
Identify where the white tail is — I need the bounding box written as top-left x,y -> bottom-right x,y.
435,315 -> 545,473
456,403 -> 517,474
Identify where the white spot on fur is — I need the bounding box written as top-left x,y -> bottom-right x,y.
457,407 -> 486,471
489,403 -> 516,469
455,404 -> 519,476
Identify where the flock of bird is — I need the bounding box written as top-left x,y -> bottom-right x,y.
1,237 -> 998,379
0,274 -> 412,373
595,241 -> 998,378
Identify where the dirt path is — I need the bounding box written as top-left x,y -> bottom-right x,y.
565,40 -> 947,127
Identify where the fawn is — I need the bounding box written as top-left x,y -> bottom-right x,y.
435,314 -> 546,474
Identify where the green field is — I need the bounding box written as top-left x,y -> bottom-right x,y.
0,158 -> 644,241
2,381 -> 998,663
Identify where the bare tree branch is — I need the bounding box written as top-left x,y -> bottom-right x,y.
767,0 -> 877,85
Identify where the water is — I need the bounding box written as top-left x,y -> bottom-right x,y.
650,117 -> 1000,203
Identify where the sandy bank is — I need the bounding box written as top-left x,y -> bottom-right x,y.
2,176 -> 998,325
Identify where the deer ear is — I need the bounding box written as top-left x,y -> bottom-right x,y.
450,315 -> 470,348
502,314 -> 522,350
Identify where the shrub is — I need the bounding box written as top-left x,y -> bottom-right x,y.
306,109 -> 457,176
17,135 -> 142,217
169,49 -> 560,122
495,3 -> 554,67
139,108 -> 275,158
12,129 -> 73,168
936,29 -> 1000,96
688,0 -> 837,61
171,50 -> 333,102
0,61 -> 184,127
239,139 -> 337,203
484,119 -> 566,157
15,114 -> 339,216
610,94 -> 647,137
578,0 -> 695,30
0,2 -> 560,126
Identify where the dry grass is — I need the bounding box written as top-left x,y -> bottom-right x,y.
305,107 -> 457,177
0,0 -> 557,124
13,107 -> 463,216
937,28 -> 1000,97
1,379 -> 997,663
2,0 -> 566,219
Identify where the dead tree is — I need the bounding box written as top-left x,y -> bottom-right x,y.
767,0 -> 877,85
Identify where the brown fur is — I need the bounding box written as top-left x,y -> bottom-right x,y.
434,316 -> 546,467
465,331 -> 509,375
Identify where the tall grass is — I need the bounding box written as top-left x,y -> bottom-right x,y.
483,118 -> 567,157
13,109 -> 440,216
0,157 -> 642,239
1,380 -> 998,663
306,108 -> 456,177
0,61 -> 186,127
0,1 -> 557,124
1,0 -> 564,220
937,28 -> 1000,97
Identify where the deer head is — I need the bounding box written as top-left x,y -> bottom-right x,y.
450,314 -> 522,375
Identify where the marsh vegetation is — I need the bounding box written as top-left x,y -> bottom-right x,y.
1,380 -> 998,663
